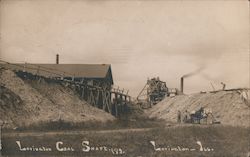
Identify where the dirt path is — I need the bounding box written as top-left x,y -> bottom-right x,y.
2,127 -> 154,137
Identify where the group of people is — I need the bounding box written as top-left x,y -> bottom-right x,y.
177,107 -> 217,124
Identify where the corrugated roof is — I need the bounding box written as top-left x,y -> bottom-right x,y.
1,63 -> 112,79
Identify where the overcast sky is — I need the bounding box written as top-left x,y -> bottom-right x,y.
0,0 -> 249,96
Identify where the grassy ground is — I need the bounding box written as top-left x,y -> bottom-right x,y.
2,125 -> 249,157
4,117 -> 165,132
3,106 -> 165,132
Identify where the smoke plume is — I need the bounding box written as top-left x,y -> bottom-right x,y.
182,67 -> 205,78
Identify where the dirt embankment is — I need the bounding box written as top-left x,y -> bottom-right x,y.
147,90 -> 250,127
0,69 -> 114,129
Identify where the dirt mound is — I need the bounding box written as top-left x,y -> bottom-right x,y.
0,85 -> 28,128
147,90 -> 250,127
0,69 -> 114,129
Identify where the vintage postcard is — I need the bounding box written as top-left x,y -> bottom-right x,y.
0,0 -> 249,157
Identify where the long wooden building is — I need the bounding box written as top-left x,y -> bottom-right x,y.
1,63 -> 113,90
1,60 -> 130,116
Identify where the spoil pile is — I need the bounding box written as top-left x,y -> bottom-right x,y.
0,69 -> 114,129
147,90 -> 250,127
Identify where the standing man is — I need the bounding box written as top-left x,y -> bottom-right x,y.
183,110 -> 189,123
177,110 -> 182,123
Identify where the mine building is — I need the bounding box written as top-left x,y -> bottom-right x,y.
1,63 -> 113,90
0,56 -> 130,117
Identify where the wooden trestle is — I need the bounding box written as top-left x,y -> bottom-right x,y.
14,70 -> 131,117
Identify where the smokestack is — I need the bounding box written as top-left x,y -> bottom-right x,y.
180,77 -> 184,93
180,67 -> 204,94
56,54 -> 59,64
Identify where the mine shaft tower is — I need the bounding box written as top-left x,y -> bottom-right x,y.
137,77 -> 169,108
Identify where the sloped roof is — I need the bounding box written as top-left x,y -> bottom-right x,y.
1,63 -> 112,80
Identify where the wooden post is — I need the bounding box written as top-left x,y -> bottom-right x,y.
87,88 -> 91,104
95,89 -> 100,108
115,93 -> 118,117
102,90 -> 111,113
107,91 -> 111,113
81,86 -> 85,99
102,90 -> 106,110
119,94 -> 123,116
89,89 -> 95,106
124,95 -> 127,113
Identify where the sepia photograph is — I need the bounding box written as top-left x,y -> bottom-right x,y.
0,0 -> 249,156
